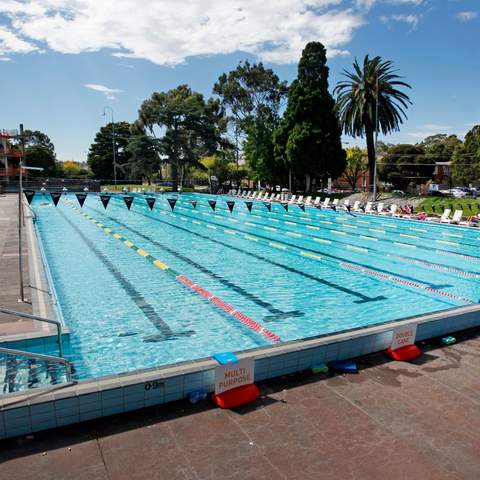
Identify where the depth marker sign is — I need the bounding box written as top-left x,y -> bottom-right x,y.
391,323 -> 417,350
215,358 -> 254,394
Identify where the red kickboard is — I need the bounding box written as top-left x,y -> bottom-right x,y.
212,384 -> 260,409
386,344 -> 422,361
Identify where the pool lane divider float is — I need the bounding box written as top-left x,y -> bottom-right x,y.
170,204 -> 476,304
69,205 -> 281,344
189,202 -> 480,280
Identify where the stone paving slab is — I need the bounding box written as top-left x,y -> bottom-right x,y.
0,194 -> 33,327
0,327 -> 479,479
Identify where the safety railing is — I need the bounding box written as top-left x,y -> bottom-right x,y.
0,307 -> 64,357
0,347 -> 73,384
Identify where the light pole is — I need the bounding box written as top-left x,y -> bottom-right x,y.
103,106 -> 117,185
17,124 -> 44,302
372,73 -> 379,201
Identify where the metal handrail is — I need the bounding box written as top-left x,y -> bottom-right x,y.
0,308 -> 64,357
0,347 -> 73,383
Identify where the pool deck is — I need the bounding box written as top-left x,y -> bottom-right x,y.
0,327 -> 479,479
0,193 -> 57,340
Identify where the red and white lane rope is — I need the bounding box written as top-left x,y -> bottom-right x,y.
340,263 -> 476,304
176,275 -> 281,343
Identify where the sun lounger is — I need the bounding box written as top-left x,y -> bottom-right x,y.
313,197 -> 321,207
352,200 -> 361,212
340,199 -> 350,210
322,197 -> 330,208
364,201 -> 374,213
379,204 -> 397,216
297,195 -> 304,204
376,203 -> 384,214
289,195 -> 297,204
442,209 -> 462,224
304,196 -> 312,205
331,198 -> 339,209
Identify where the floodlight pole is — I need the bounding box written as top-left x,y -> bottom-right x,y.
372,73 -> 379,201
103,106 -> 117,185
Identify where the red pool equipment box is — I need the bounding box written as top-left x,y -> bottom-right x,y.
214,358 -> 255,394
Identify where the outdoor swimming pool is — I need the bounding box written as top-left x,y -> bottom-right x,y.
32,192 -> 480,380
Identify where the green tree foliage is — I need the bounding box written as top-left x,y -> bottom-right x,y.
452,125 -> 480,186
274,42 -> 346,192
125,135 -> 161,182
23,130 -> 55,152
25,145 -> 57,176
335,55 -> 411,191
87,122 -> 132,179
420,134 -> 462,163
343,146 -> 367,191
214,61 -> 288,184
137,85 -> 228,190
378,144 -> 433,190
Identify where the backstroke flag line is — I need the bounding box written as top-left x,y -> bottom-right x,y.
24,190 -> 35,205
208,200 -> 216,211
190,200 -> 197,209
226,201 -> 235,213
146,197 -> 156,210
75,192 -> 87,208
281,202 -> 289,212
50,192 -> 62,207
167,198 -> 177,211
123,196 -> 134,210
100,194 -> 111,209
263,202 -> 271,212
245,201 -> 253,213
298,203 -> 305,212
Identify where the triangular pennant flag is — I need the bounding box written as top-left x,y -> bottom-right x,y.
226,201 -> 235,213
190,200 -> 197,209
281,202 -> 289,212
245,201 -> 253,213
263,202 -> 271,212
123,196 -> 134,210
23,190 -> 35,205
146,197 -> 156,210
50,191 -> 62,207
100,194 -> 111,209
298,203 -> 305,212
167,198 -> 177,211
208,200 -> 216,211
75,192 -> 87,208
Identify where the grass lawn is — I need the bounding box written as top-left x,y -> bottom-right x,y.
415,196 -> 480,215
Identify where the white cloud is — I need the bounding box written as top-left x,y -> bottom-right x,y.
0,0 -> 365,65
456,11 -> 478,22
0,25 -> 37,57
0,56 -> 12,61
84,83 -> 122,100
357,0 -> 423,9
380,14 -> 420,28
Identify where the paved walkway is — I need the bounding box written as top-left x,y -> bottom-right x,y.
1,327 -> 479,479
0,193 -> 34,335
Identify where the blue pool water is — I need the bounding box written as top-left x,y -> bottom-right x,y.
31,193 -> 480,379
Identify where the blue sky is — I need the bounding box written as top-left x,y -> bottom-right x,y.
0,0 -> 479,163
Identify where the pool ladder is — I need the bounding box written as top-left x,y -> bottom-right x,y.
0,307 -> 74,396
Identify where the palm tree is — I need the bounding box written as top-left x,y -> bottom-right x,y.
334,55 -> 411,193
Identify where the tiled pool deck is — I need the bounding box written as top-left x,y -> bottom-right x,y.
1,326 -> 479,479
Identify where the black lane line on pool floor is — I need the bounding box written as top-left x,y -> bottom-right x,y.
168,201 -> 452,291
107,197 -> 382,305
188,202 -> 479,283
189,200 -> 480,280
88,206 -> 305,322
59,209 -> 195,342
